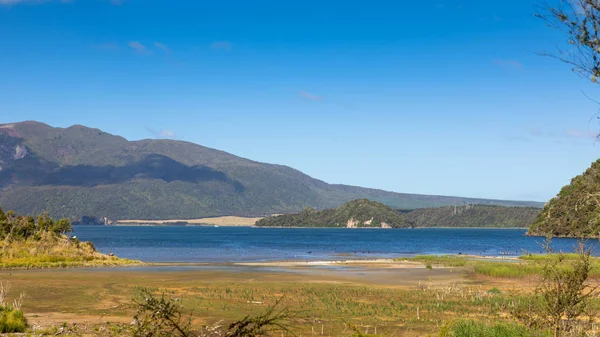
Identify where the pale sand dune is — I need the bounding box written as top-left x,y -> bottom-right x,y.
117,216 -> 263,226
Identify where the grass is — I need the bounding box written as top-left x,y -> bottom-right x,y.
404,254 -> 600,279
0,232 -> 141,269
4,267 -> 578,337
438,320 -> 550,337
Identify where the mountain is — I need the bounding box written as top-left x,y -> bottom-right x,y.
405,205 -> 540,228
0,121 -> 543,221
255,199 -> 409,228
528,159 -> 600,238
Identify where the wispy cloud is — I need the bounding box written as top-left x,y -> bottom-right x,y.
146,127 -> 177,139
494,59 -> 523,70
210,41 -> 232,52
298,91 -> 323,101
506,136 -> 532,143
154,42 -> 171,55
128,41 -> 151,55
525,127 -> 598,139
1,0 -> 119,4
94,42 -> 119,50
565,128 -> 599,139
0,0 -> 44,4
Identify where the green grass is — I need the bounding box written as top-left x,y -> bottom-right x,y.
404,254 -> 600,279
439,320 -> 550,337
0,305 -> 27,333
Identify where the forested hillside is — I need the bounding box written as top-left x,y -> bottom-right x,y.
0,121 -> 542,221
255,199 -> 410,228
406,205 -> 540,228
528,159 -> 600,237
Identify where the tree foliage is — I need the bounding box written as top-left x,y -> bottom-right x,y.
528,159 -> 600,237
0,208 -> 72,241
537,0 -> 600,83
406,205 -> 540,228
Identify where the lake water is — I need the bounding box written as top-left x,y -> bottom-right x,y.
71,226 -> 596,263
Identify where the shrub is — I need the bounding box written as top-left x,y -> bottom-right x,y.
0,305 -> 27,333
439,320 -> 549,337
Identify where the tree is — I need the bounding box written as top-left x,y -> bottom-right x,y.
512,242 -> 597,337
52,218 -> 73,235
537,0 -> 600,83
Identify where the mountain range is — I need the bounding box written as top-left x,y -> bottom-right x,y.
0,121 -> 543,221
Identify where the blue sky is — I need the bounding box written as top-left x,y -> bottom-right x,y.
1,0 -> 599,202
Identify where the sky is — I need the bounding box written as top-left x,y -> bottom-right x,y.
1,0 -> 599,202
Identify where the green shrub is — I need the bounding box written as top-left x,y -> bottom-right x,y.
439,320 -> 549,337
487,287 -> 502,295
0,305 -> 27,333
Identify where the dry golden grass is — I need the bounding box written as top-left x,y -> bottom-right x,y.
0,232 -> 141,268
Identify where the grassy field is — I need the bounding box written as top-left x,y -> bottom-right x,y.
0,254 -> 598,335
0,259 -> 588,337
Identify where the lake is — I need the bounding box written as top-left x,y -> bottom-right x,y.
71,226 -> 595,263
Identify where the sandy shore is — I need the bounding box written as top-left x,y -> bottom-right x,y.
234,258 -> 424,268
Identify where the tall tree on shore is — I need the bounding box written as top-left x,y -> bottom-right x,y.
537,0 -> 600,84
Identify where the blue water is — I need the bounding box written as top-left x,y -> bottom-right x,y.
72,226 -> 593,263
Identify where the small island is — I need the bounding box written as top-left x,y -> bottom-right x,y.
255,199 -> 410,228
0,208 -> 140,268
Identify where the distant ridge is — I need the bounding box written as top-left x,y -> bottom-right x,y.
0,121 -> 543,221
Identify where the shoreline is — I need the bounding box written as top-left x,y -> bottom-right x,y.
89,224 -> 529,229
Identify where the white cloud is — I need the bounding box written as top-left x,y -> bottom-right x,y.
146,127 -> 177,139
494,59 -> 523,70
565,128 -> 599,139
0,0 -> 118,4
154,42 -> 171,55
298,91 -> 322,101
158,130 -> 176,139
95,42 -> 118,50
210,41 -> 232,52
0,0 -> 43,4
525,127 -> 598,139
128,41 -> 151,54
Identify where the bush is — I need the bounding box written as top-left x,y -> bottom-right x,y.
0,305 -> 27,333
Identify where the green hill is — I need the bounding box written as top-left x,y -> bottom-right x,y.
255,199 -> 410,228
528,160 -> 600,238
0,121 -> 542,221
405,205 -> 540,228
